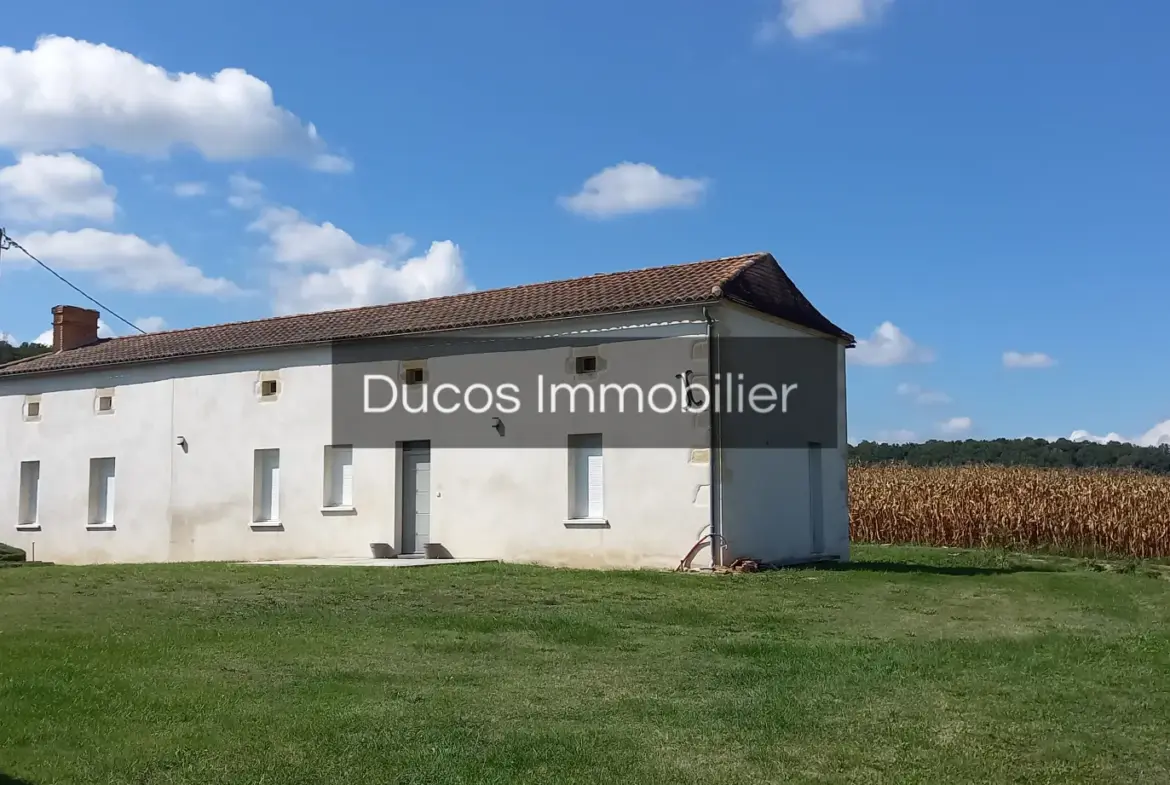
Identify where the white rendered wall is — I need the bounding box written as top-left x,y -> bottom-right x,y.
711,302 -> 851,565
0,308 -> 716,567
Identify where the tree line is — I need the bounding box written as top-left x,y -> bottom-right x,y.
0,339 -> 51,366
850,438 -> 1170,475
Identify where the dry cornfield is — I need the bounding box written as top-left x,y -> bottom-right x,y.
849,463 -> 1170,559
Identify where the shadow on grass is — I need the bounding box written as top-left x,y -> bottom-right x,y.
796,560 -> 1056,577
0,773 -> 36,784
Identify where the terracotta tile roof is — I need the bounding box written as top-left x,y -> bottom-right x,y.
0,253 -> 852,377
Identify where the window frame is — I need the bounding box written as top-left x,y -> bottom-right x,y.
23,396 -> 41,422
17,460 -> 40,529
94,388 -> 115,414
322,444 -> 355,512
252,448 -> 281,525
565,433 -> 606,526
87,457 -> 117,528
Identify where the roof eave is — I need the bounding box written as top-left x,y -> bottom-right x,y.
0,299 -> 724,380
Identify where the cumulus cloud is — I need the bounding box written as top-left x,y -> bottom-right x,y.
172,181 -> 207,197
559,162 -> 708,218
0,36 -> 349,171
12,229 -> 240,296
240,203 -> 471,315
272,240 -> 471,315
938,416 -> 973,436
896,382 -> 951,405
133,316 -> 168,333
1068,421 -> 1170,448
1003,351 -> 1056,369
227,173 -> 264,210
759,0 -> 893,41
849,322 -> 935,366
0,152 -> 116,223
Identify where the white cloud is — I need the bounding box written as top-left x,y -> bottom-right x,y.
0,36 -> 350,170
1003,351 -> 1056,369
249,205 -> 415,268
896,382 -> 951,405
760,0 -> 894,41
241,204 -> 471,315
939,417 -> 973,436
272,240 -> 471,316
1068,421 -> 1170,448
311,154 -> 354,174
559,162 -> 708,218
227,173 -> 264,210
0,152 -> 116,223
173,181 -> 207,197
849,322 -> 935,366
0,332 -> 16,344
12,229 -> 240,296
133,316 -> 167,333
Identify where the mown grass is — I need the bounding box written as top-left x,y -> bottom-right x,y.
1,545 -> 1169,784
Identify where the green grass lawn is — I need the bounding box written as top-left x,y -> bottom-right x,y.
1,546 -> 1169,785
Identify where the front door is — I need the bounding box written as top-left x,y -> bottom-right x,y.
401,441 -> 431,554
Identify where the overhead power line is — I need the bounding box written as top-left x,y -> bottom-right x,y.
0,228 -> 146,336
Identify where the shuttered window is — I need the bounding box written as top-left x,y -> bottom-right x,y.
253,449 -> 280,522
568,434 -> 604,520
88,457 -> 116,525
18,461 -> 40,526
324,445 -> 354,508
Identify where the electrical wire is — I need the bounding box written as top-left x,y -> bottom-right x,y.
0,228 -> 145,335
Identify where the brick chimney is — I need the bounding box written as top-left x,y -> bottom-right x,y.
52,305 -> 100,352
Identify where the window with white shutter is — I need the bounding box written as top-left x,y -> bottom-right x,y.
323,445 -> 354,508
567,434 -> 604,521
18,461 -> 40,527
253,449 -> 280,523
87,457 -> 116,526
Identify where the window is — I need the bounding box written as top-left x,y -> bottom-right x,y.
23,396 -> 41,421
88,457 -> 116,526
18,461 -> 40,527
94,389 -> 114,414
574,355 -> 598,375
323,445 -> 354,508
567,434 -> 604,520
253,449 -> 280,523
404,367 -> 425,385
260,379 -> 279,398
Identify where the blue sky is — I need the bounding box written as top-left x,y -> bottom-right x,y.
1,0 -> 1167,445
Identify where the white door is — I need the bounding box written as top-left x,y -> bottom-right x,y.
808,443 -> 824,554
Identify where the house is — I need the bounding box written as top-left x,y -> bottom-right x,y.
0,253 -> 854,568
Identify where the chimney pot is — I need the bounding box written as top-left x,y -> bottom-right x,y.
52,305 -> 100,353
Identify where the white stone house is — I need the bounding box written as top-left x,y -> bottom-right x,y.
0,253 -> 854,568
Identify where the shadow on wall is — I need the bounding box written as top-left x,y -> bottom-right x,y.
794,561 -> 1056,577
